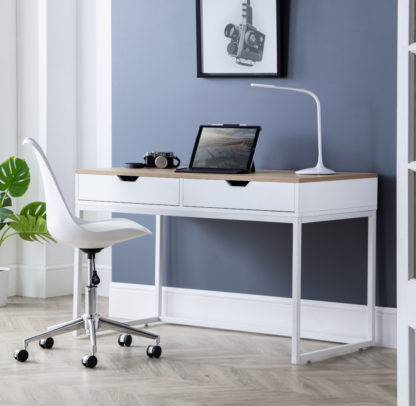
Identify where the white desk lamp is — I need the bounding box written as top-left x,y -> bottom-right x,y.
251,83 -> 335,175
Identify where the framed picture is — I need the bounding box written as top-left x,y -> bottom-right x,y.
196,0 -> 281,78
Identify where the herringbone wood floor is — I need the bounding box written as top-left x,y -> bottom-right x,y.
1,296 -> 396,406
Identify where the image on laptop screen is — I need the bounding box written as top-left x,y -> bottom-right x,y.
192,127 -> 258,169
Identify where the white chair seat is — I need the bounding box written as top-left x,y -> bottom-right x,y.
77,218 -> 151,249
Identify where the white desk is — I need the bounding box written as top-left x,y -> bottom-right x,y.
74,168 -> 378,364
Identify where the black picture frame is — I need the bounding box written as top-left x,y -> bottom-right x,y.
196,0 -> 282,78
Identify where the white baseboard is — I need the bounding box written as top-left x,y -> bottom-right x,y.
17,263 -> 76,298
109,282 -> 397,348
1,264 -> 17,297
11,263 -> 111,298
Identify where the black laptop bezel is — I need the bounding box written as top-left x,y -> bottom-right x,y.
186,125 -> 261,172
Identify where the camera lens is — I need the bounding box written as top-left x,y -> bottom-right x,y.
155,155 -> 168,169
225,24 -> 239,39
227,42 -> 238,56
245,30 -> 258,46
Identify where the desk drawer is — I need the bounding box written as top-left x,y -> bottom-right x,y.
78,174 -> 180,206
183,179 -> 295,212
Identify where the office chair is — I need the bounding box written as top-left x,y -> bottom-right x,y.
14,138 -> 161,368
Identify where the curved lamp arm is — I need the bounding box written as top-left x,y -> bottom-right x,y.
251,83 -> 335,175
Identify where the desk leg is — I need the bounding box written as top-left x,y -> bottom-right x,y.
155,215 -> 164,318
367,213 -> 377,343
72,209 -> 84,336
292,219 -> 302,365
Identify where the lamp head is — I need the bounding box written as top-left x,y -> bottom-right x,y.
250,83 -> 311,95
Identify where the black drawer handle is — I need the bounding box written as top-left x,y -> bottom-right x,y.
226,180 -> 250,187
118,175 -> 139,182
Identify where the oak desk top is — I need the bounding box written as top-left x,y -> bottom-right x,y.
76,168 -> 378,184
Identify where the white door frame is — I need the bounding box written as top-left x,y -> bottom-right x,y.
76,0 -> 113,297
397,0 -> 416,404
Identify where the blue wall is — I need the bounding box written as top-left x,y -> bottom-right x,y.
112,0 -> 397,307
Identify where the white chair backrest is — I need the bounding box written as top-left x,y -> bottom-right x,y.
23,138 -> 79,239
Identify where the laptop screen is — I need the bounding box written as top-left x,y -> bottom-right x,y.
190,126 -> 260,170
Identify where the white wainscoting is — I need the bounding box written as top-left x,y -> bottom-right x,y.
16,264 -> 74,298
109,282 -> 397,348
2,264 -> 17,297
11,263 -> 110,298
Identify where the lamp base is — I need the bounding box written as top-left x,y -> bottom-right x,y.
296,163 -> 336,175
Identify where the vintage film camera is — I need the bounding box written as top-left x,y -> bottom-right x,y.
224,0 -> 265,67
144,152 -> 181,169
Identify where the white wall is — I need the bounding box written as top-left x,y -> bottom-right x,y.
77,0 -> 112,296
45,0 -> 77,268
0,0 -> 17,162
77,0 -> 112,170
0,0 -> 17,294
0,0 -> 112,298
15,0 -> 75,297
16,0 -> 47,272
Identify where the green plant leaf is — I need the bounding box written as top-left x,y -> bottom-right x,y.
0,208 -> 13,221
0,157 -> 30,197
8,214 -> 56,243
20,201 -> 46,219
0,192 -> 12,208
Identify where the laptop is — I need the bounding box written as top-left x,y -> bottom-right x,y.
175,125 -> 261,174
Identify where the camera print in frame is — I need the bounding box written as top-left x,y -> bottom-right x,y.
197,0 -> 281,77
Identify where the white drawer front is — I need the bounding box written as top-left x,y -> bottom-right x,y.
183,179 -> 295,212
298,178 -> 378,213
78,174 -> 180,206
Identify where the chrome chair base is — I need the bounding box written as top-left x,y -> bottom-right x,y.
14,251 -> 161,368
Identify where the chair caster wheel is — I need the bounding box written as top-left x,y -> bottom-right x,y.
14,349 -> 29,362
39,337 -> 54,349
82,354 -> 97,368
118,334 -> 132,347
146,345 -> 162,359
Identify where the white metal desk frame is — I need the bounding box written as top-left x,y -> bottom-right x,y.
73,172 -> 377,365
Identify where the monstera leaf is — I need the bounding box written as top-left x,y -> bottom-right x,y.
7,202 -> 54,243
7,213 -> 55,243
20,201 -> 47,219
0,197 -> 13,232
0,157 -> 30,198
0,192 -> 11,208
0,208 -> 13,221
0,156 -> 55,247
